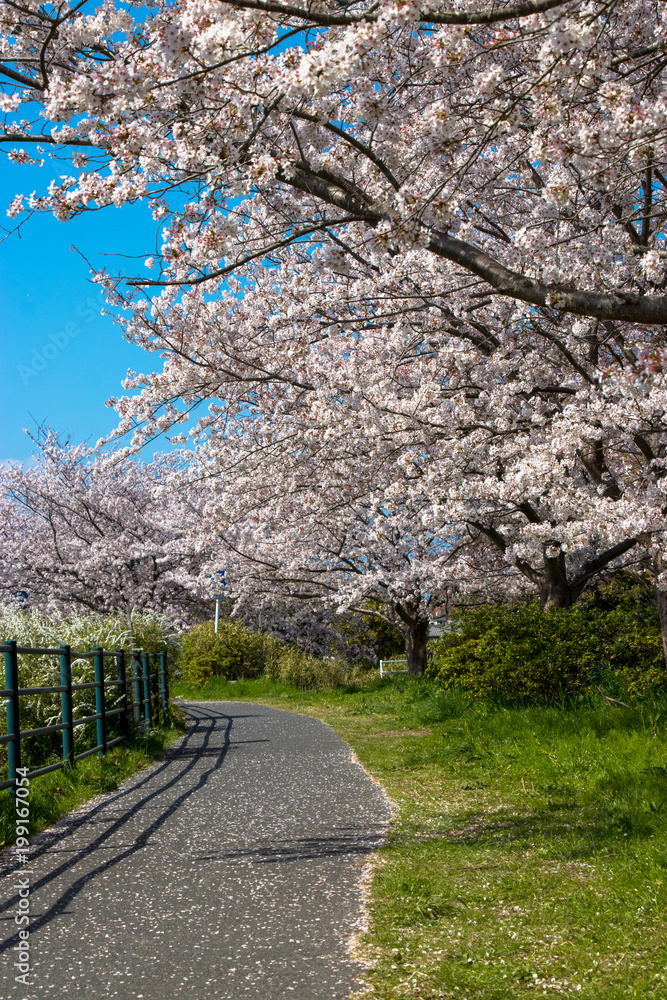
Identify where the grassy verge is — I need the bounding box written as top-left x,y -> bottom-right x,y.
173,675 -> 667,998
0,714 -> 186,849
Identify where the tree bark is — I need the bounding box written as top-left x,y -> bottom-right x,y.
538,551 -> 574,609
653,554 -> 667,667
405,618 -> 429,677
655,588 -> 667,668
533,539 -> 638,608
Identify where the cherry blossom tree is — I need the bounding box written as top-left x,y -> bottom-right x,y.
198,416 -> 462,675
105,255 -> 667,650
0,431 -> 209,632
3,0 -> 667,659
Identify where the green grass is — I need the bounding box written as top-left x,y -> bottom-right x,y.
173,674 -> 311,701
0,714 -> 186,848
173,675 -> 667,998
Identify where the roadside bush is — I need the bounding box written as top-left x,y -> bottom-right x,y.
181,619 -> 368,690
181,618 -> 356,690
430,603 -> 666,702
180,620 -> 281,686
265,646 -> 349,690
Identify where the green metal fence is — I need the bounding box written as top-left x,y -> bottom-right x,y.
0,642 -> 170,791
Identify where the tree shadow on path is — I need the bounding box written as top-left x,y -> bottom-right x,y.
0,706 -> 244,951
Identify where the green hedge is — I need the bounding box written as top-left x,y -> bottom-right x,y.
180,621 -> 376,690
429,604 -> 666,702
179,620 -> 280,686
264,646 -> 351,689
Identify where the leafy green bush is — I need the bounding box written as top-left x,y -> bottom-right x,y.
180,620 -> 365,690
265,646 -> 349,690
429,603 -> 666,702
180,620 -> 282,686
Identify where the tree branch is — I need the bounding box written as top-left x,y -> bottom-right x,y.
0,132 -> 97,147
219,0 -> 573,28
127,217 -> 361,286
291,108 -> 401,191
0,64 -> 45,89
283,163 -> 667,324
569,537 -> 638,598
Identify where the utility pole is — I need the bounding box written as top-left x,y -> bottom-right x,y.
214,569 -> 226,633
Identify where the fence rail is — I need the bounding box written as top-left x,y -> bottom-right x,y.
1,641 -> 170,792
379,658 -> 408,678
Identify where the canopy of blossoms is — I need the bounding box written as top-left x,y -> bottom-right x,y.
2,0 -> 667,668
2,0 -> 666,323
0,431 -> 210,625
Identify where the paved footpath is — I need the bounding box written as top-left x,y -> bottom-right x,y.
0,702 -> 391,1000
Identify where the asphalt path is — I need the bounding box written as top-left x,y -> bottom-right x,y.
0,701 -> 392,1000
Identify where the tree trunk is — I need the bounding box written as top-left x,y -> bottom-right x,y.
405,619 -> 429,677
539,551 -> 574,609
653,554 -> 667,667
656,589 -> 667,667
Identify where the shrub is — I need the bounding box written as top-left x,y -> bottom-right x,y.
180,619 -> 360,690
429,603 -> 666,702
180,620 -> 281,686
265,646 -> 349,690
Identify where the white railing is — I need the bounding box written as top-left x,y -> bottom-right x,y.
379,658 -> 408,677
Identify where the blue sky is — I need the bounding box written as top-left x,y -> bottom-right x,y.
0,154 -> 160,464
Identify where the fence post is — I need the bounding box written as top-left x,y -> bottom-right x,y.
142,653 -> 152,726
160,651 -> 169,714
147,653 -> 155,723
151,654 -> 159,722
59,645 -> 74,766
116,650 -> 128,741
93,647 -> 107,756
3,640 -> 20,791
133,652 -> 142,721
